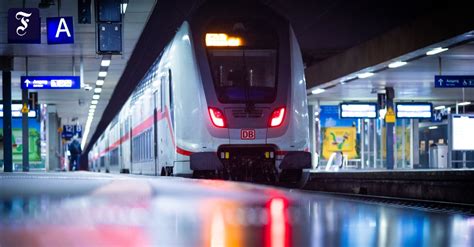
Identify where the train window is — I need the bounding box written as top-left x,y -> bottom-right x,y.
205,19 -> 278,103
160,76 -> 165,113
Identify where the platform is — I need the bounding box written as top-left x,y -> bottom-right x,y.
305,169 -> 474,205
1,172 -> 473,246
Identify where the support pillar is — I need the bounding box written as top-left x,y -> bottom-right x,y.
22,89 -> 29,172
1,56 -> 13,172
385,87 -> 395,170
46,106 -> 60,171
308,104 -> 317,169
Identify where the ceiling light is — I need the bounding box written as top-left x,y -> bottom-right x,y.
388,61 -> 407,68
101,59 -> 111,67
89,108 -> 95,113
358,72 -> 375,79
429,126 -> 438,130
92,94 -> 100,100
98,71 -> 107,77
96,80 -> 104,86
94,88 -> 102,93
434,105 -> 446,110
90,105 -> 96,109
426,47 -> 448,56
91,100 -> 98,105
457,101 -> 471,106
311,88 -> 326,95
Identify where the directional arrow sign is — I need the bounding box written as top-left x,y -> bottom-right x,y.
435,75 -> 474,88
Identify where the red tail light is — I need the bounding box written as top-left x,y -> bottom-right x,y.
269,107 -> 286,127
208,107 -> 226,128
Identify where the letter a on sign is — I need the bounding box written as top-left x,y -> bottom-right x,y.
47,16 -> 74,44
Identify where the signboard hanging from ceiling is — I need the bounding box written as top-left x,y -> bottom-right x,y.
47,16 -> 75,44
434,75 -> 474,88
21,76 -> 81,90
7,8 -> 41,44
395,103 -> 432,119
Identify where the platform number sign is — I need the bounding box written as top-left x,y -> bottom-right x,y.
241,129 -> 256,140
62,125 -> 82,139
8,8 -> 41,44
47,17 -> 74,44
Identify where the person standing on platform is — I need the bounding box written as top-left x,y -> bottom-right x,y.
68,136 -> 82,171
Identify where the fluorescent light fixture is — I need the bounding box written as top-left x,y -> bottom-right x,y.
311,88 -> 326,95
90,105 -> 96,109
426,47 -> 448,56
357,72 -> 375,79
457,101 -> 471,106
429,126 -> 438,130
340,76 -> 356,84
98,71 -> 107,77
388,61 -> 407,68
94,87 -> 102,93
96,80 -> 104,86
91,100 -> 98,105
101,59 -> 111,67
434,105 -> 446,110
89,109 -> 95,113
92,94 -> 100,100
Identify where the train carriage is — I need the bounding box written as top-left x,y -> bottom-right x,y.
89,1 -> 311,184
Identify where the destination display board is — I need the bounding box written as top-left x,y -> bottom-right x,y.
0,104 -> 37,118
395,103 -> 432,119
339,103 -> 377,119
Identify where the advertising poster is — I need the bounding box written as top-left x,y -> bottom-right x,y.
322,127 -> 357,160
0,117 -> 44,169
319,105 -> 360,160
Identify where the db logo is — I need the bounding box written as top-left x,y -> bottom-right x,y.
241,129 -> 256,140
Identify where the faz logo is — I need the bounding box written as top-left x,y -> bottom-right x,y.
241,129 -> 256,140
8,8 -> 41,44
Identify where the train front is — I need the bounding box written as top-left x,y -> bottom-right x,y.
189,3 -> 311,182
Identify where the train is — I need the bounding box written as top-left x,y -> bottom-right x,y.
88,1 -> 311,184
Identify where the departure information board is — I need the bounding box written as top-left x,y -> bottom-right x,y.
396,103 -> 432,118
339,103 -> 377,119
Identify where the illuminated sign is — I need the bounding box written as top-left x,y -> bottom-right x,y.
396,103 -> 432,118
0,104 -> 37,118
8,8 -> 41,44
205,33 -> 243,47
452,114 -> 474,151
47,17 -> 74,44
339,103 -> 377,118
21,76 -> 81,90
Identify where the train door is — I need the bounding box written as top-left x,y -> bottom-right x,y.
158,70 -> 170,174
153,90 -> 159,176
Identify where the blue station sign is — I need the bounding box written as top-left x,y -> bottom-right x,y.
8,8 -> 41,44
47,16 -> 74,44
434,75 -> 474,88
21,76 -> 81,90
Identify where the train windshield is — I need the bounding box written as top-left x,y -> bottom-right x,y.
206,20 -> 278,103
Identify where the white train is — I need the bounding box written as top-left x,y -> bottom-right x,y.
89,2 -> 311,183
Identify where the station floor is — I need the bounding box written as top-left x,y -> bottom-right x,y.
0,172 -> 473,246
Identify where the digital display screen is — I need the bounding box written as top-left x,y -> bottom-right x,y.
0,104 -> 37,118
396,103 -> 432,118
452,114 -> 474,151
339,103 -> 377,119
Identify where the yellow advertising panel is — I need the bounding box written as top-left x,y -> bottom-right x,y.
322,127 -> 357,160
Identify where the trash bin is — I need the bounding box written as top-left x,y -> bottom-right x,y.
429,144 -> 448,168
